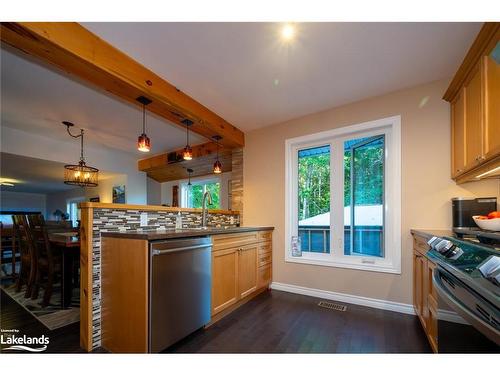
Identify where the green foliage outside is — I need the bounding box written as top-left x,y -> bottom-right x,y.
298,152 -> 330,221
344,141 -> 384,207
189,182 -> 221,209
298,139 -> 384,221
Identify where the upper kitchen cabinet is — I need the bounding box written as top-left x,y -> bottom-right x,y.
444,23 -> 500,183
484,53 -> 500,159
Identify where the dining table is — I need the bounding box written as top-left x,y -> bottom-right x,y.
48,231 -> 80,309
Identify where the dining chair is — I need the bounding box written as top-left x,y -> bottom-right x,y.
0,221 -> 17,278
27,214 -> 62,307
11,215 -> 37,298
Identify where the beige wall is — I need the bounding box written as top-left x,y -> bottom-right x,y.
243,79 -> 500,305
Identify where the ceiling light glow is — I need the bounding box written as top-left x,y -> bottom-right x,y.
0,177 -> 21,186
281,24 -> 296,41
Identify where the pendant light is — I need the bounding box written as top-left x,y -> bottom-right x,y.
212,135 -> 223,174
136,96 -> 152,152
187,168 -> 193,186
63,121 -> 99,187
182,119 -> 194,160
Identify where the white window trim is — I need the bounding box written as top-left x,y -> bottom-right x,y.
285,115 -> 401,274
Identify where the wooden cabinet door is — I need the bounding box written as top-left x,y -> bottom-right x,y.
238,243 -> 258,299
422,256 -> 430,328
451,89 -> 466,177
212,247 -> 239,315
257,265 -> 272,289
413,250 -> 425,328
464,62 -> 484,171
426,260 -> 438,352
484,55 -> 500,160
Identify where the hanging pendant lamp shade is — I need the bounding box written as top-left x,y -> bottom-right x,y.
213,160 -> 222,174
182,119 -> 194,160
187,168 -> 193,186
64,160 -> 99,187
137,133 -> 151,152
62,121 -> 99,187
136,96 -> 152,152
212,135 -> 223,174
183,145 -> 193,160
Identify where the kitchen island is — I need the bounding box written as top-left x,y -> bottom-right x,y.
100,226 -> 274,353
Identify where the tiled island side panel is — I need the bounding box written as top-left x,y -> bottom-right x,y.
90,208 -> 240,349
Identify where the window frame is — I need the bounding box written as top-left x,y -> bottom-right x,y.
285,115 -> 401,274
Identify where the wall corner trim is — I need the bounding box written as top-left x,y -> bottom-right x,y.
270,282 -> 467,325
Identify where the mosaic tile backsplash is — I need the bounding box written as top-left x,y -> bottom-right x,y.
90,208 -> 240,349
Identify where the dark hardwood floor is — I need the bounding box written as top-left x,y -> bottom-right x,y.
1,288 -> 431,354
167,290 -> 431,353
0,289 -> 88,353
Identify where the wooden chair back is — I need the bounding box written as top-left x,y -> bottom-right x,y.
27,214 -> 55,264
12,215 -> 35,261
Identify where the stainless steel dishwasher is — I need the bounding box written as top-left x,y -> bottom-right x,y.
149,236 -> 212,353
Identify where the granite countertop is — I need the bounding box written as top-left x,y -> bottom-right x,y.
101,226 -> 274,241
410,229 -> 455,240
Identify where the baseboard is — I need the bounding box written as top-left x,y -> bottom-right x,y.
270,282 -> 468,325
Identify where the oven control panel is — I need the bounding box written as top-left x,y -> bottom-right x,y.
428,237 -> 464,260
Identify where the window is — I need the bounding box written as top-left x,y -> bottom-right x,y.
286,116 -> 401,274
67,197 -> 85,227
181,179 -> 221,209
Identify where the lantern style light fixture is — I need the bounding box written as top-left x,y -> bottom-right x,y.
182,119 -> 194,160
212,135 -> 223,174
63,121 -> 99,187
187,168 -> 193,186
136,96 -> 152,152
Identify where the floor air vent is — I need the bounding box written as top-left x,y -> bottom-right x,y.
318,301 -> 347,312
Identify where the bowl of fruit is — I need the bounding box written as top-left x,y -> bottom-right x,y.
473,211 -> 500,231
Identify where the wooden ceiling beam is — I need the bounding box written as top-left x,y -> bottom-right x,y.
0,22 -> 245,148
139,142 -> 232,182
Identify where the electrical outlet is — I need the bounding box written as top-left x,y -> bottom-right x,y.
140,212 -> 148,227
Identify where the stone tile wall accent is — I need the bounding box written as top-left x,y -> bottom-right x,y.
231,148 -> 244,223
90,208 -> 239,349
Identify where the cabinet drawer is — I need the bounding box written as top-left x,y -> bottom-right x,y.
258,231 -> 272,242
258,252 -> 272,267
257,265 -> 272,288
258,241 -> 272,255
212,231 -> 259,251
413,235 -> 430,255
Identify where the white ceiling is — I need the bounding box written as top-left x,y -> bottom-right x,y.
0,48 -> 205,155
83,22 -> 482,131
0,153 -> 119,194
1,22 -> 482,153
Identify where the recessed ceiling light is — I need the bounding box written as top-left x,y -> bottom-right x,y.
0,177 -> 19,186
281,24 -> 296,41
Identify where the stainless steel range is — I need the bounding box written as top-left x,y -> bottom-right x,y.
427,235 -> 499,352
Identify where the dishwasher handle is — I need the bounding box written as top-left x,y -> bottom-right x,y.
152,243 -> 212,256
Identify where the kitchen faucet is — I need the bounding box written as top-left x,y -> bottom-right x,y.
201,190 -> 213,228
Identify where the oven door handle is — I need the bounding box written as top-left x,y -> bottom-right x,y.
432,268 -> 500,346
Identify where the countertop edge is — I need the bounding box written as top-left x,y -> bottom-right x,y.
101,226 -> 275,240
411,229 -> 454,240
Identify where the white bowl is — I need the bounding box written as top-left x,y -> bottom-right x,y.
472,216 -> 500,231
